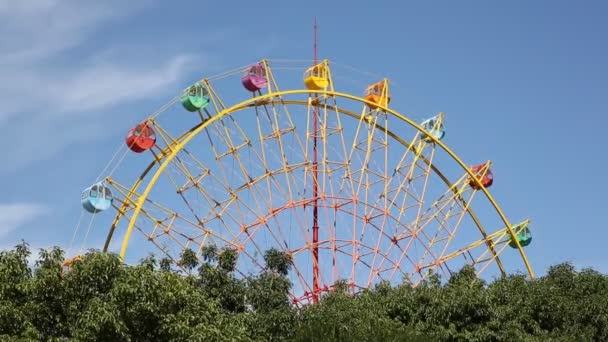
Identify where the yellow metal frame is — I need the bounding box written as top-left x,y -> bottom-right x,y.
104,89 -> 534,279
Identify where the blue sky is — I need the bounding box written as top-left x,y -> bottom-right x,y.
1,0 -> 607,278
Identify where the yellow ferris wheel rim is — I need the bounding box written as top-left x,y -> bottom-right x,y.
106,88 -> 534,280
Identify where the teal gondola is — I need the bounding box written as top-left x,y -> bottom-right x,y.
181,83 -> 210,112
509,223 -> 532,248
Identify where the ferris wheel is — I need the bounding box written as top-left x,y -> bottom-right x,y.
66,57 -> 533,305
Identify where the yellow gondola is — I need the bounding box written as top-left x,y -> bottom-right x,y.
304,60 -> 330,90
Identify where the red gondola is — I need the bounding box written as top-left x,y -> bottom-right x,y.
125,121 -> 156,153
469,162 -> 493,189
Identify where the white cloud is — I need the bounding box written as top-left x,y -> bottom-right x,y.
0,0 -> 205,173
0,0 -> 58,12
0,0 -> 135,64
0,53 -> 199,173
51,55 -> 196,114
1,53 -> 197,119
0,203 -> 50,238
0,0 -> 180,118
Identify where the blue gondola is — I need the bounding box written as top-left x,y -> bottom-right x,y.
81,182 -> 113,213
421,114 -> 446,142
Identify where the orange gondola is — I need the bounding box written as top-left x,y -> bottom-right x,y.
364,79 -> 390,109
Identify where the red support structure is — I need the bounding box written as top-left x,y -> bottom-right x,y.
311,17 -> 320,303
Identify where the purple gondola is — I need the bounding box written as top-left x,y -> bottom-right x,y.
241,63 -> 268,92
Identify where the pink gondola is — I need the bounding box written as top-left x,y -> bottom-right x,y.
241,63 -> 268,92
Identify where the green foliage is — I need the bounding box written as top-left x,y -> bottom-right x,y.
201,244 -> 218,263
217,248 -> 238,273
178,248 -> 198,275
294,287 -> 427,342
263,248 -> 292,276
198,262 -> 247,314
0,242 -> 607,341
159,257 -> 172,272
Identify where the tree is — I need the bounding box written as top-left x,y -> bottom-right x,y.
263,248 -> 292,276
0,242 -> 608,341
178,248 -> 198,275
217,248 -> 238,273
